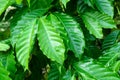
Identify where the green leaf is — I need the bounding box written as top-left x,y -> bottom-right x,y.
84,0 -> 95,8
16,0 -> 22,4
10,9 -> 28,47
37,17 -> 65,64
81,10 -> 115,38
113,61 -> 120,72
0,38 -> 11,45
0,62 -> 12,80
0,0 -> 8,16
82,11 -> 103,38
74,61 -> 120,80
47,14 -> 68,49
27,0 -> 30,7
89,11 -> 116,29
10,9 -> 28,31
102,30 -> 120,50
16,19 -> 37,70
0,43 -> 10,51
30,0 -> 53,9
77,0 -> 88,13
62,70 -> 75,80
0,51 -> 16,77
11,9 -> 47,70
48,63 -> 60,80
95,0 -> 114,17
0,0 -> 15,16
11,9 -> 47,47
99,42 -> 120,67
54,12 -> 85,58
61,0 -> 70,8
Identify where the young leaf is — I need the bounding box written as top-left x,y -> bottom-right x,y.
95,0 -> 114,17
16,19 -> 37,70
54,12 -> 85,58
37,17 -> 65,64
0,62 -> 12,80
74,61 -> 120,80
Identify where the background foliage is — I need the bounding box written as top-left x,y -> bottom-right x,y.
0,0 -> 120,80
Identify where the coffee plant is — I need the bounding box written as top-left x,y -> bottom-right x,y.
0,0 -> 120,80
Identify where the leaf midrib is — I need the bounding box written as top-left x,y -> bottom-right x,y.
54,14 -> 78,53
40,18 -> 62,62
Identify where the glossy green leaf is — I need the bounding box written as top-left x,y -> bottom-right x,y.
61,0 -> 70,8
95,0 -> 114,17
16,19 -> 37,70
113,61 -> 120,72
84,0 -> 95,8
47,14 -> 68,49
99,42 -> 120,67
54,12 -> 85,58
102,30 -> 120,50
0,0 -> 15,16
88,11 -> 116,29
30,0 -> 53,9
10,9 -> 28,47
0,38 -> 11,45
77,0 -> 88,13
37,17 -> 65,64
11,9 -> 47,47
11,9 -> 47,70
48,63 -> 60,80
82,12 -> 102,38
0,0 -> 8,16
16,0 -> 22,4
10,9 -> 28,31
82,10 -> 115,38
0,62 -> 12,80
0,51 -> 16,76
62,70 -> 75,80
0,43 -> 10,51
74,61 -> 120,80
